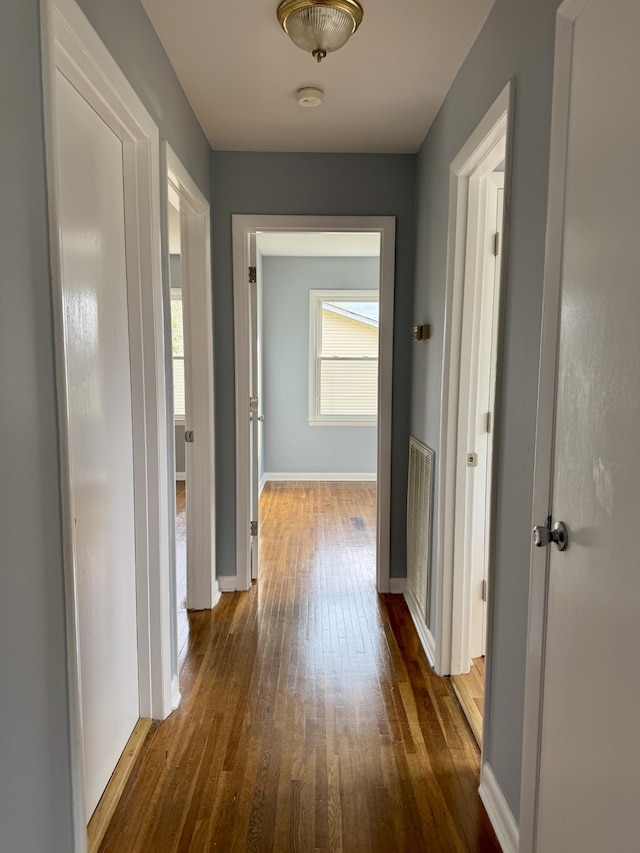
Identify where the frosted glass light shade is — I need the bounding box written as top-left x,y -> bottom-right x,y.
277,0 -> 363,61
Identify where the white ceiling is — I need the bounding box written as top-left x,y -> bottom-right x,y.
256,231 -> 380,257
140,0 -> 495,154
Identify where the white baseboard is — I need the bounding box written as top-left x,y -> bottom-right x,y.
479,761 -> 519,853
389,577 -> 407,594
175,472 -> 186,481
264,472 -> 376,482
212,578 -> 221,608
170,675 -> 181,712
217,575 -> 238,593
259,473 -> 266,496
403,584 -> 436,669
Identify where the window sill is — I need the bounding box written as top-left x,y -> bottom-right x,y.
308,419 -> 377,428
174,418 -> 186,427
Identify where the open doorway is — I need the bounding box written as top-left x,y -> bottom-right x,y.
166,145 -> 218,630
433,83 -> 513,750
450,160 -> 505,745
167,198 -> 189,654
232,216 -> 396,594
252,232 -> 381,582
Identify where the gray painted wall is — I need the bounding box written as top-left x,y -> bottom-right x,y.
175,425 -> 186,475
1,2 -> 74,848
170,253 -> 183,289
410,0 -> 562,821
262,256 -> 378,476
211,152 -> 416,578
0,0 -> 209,848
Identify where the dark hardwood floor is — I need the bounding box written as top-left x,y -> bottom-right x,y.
100,481 -> 500,852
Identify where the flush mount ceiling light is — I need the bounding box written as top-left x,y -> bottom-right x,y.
277,0 -> 364,63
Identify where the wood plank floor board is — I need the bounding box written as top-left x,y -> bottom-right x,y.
100,482 -> 500,852
451,656 -> 485,747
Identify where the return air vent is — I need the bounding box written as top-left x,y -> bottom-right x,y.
407,436 -> 434,622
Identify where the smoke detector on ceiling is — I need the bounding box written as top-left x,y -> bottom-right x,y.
297,87 -> 324,108
296,86 -> 324,107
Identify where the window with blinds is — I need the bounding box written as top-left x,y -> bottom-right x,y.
171,289 -> 185,420
309,290 -> 379,425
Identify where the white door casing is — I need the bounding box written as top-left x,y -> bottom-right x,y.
42,0 -> 173,844
232,215 -> 395,593
166,145 -> 218,613
521,0 -> 640,849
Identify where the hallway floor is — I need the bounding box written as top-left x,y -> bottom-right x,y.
100,481 -> 500,852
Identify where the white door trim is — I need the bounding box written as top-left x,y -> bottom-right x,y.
434,82 -> 514,682
41,0 -> 173,844
519,5 -> 586,850
166,145 -> 219,615
232,215 -> 396,593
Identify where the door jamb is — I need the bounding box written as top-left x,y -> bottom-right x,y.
232,215 -> 396,593
519,5 -> 584,850
166,145 -> 219,617
41,0 -> 173,844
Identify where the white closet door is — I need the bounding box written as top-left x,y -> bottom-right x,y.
535,0 -> 640,848
55,68 -> 139,819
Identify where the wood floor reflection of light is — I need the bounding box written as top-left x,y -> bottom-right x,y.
100,481 -> 499,852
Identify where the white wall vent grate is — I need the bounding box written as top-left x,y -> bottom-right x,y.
407,436 -> 434,623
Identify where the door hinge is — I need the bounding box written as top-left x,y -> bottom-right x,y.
250,520 -> 258,536
482,579 -> 488,602
486,411 -> 492,434
248,266 -> 257,284
493,232 -> 500,257
185,430 -> 194,443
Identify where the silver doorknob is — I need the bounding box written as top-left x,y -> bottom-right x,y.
533,519 -> 568,551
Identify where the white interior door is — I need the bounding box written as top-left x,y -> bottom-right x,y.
535,0 -> 640,848
168,148 -> 217,611
55,68 -> 139,819
469,173 -> 504,660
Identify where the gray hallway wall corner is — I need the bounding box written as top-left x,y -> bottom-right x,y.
211,152 -> 417,580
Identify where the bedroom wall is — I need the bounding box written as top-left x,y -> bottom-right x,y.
262,255 -> 379,478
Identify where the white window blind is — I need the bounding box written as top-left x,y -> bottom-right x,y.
171,289 -> 185,419
309,290 -> 379,425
